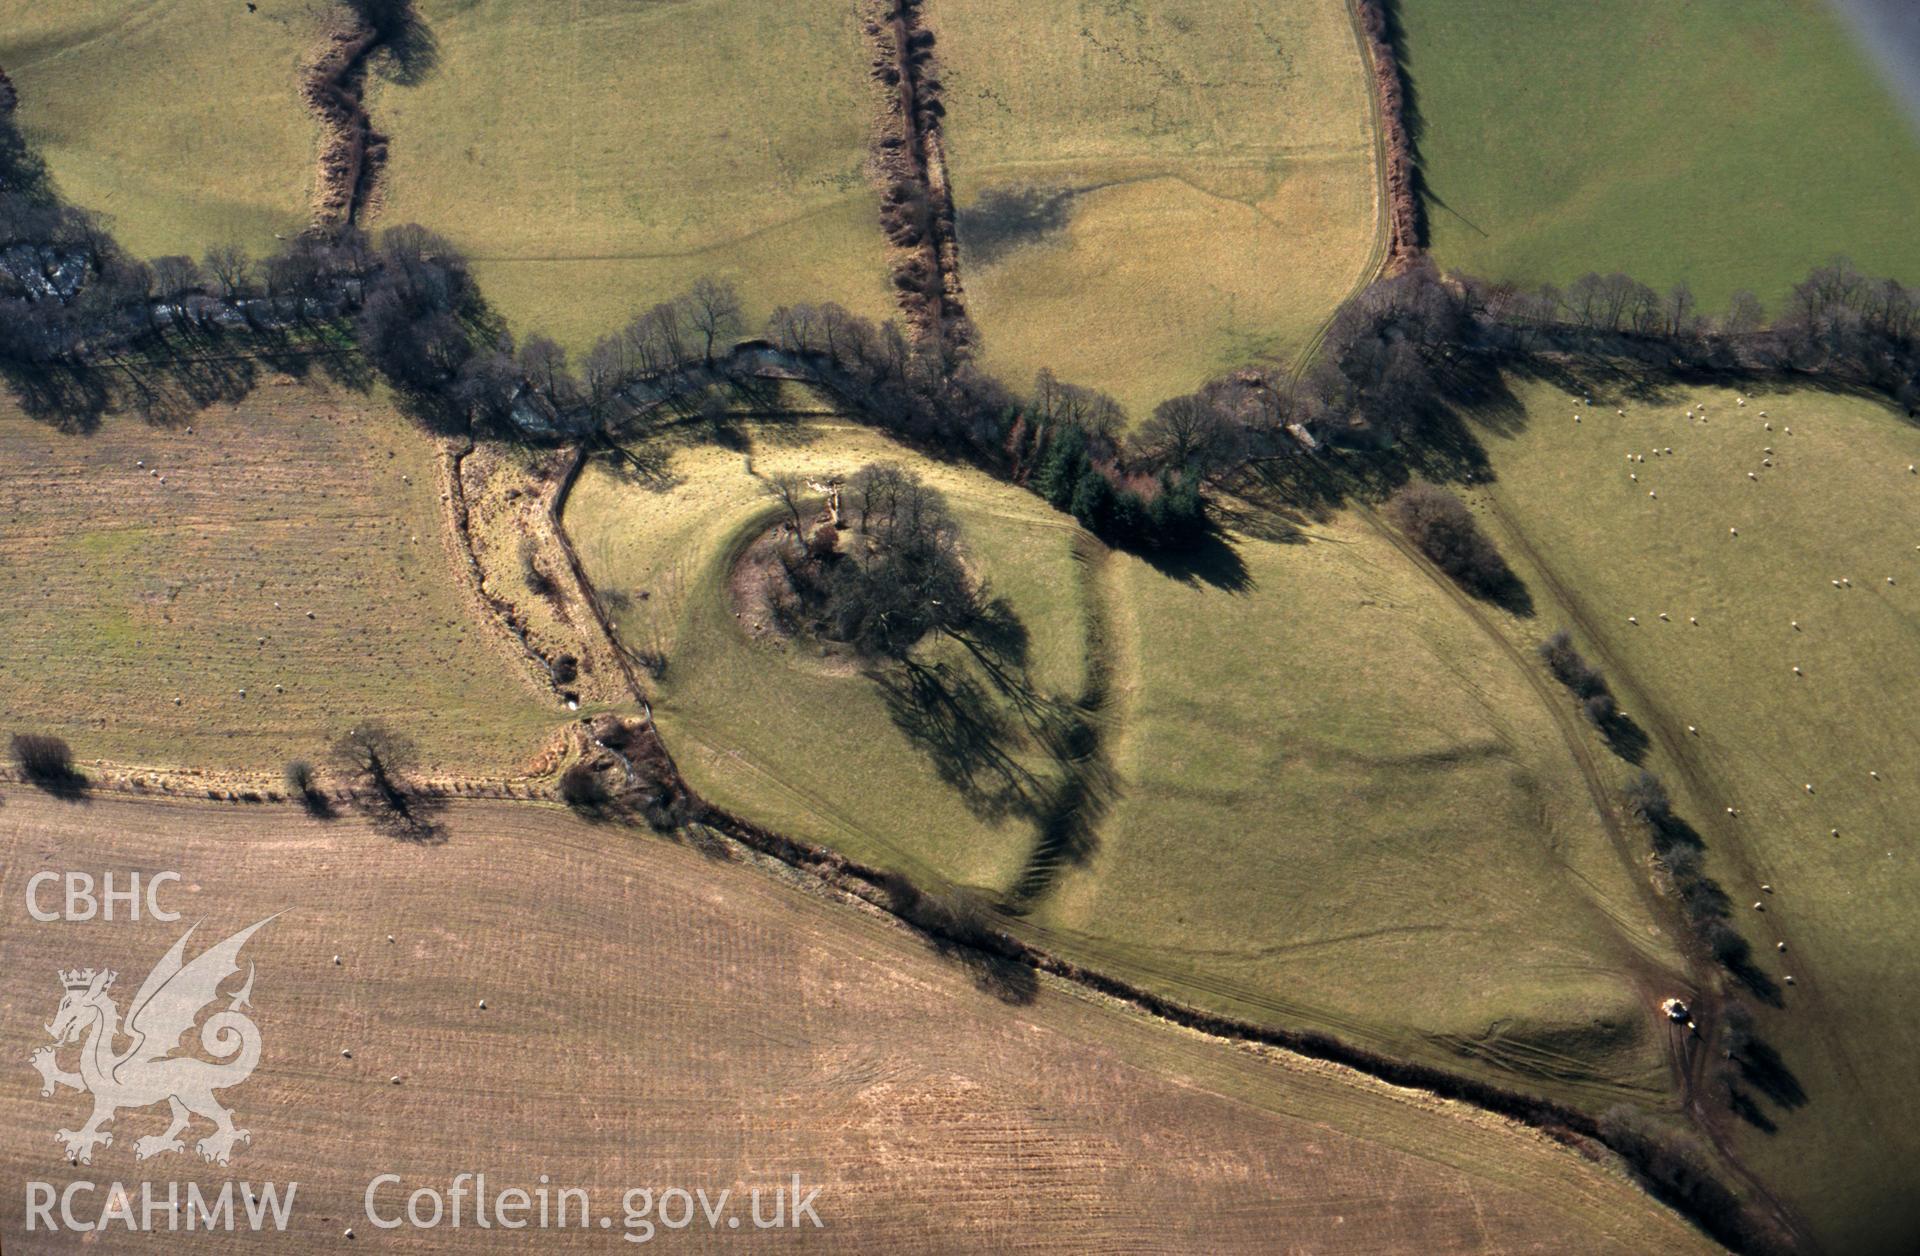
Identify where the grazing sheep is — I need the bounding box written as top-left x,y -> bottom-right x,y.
1649,490 -> 1658,499
1628,616 -> 1639,625
478,999 -> 487,1010
1687,724 -> 1698,734
1659,612 -> 1670,621
1749,472 -> 1758,481
1617,409 -> 1625,416
1871,770 -> 1881,780
1664,447 -> 1672,455
1793,666 -> 1803,675
1765,422 -> 1773,431
1631,473 -> 1638,482
1786,427 -> 1793,435
1689,616 -> 1698,625
1831,828 -> 1841,837
1730,527 -> 1739,536
1753,901 -> 1764,910
1777,941 -> 1787,952
1784,975 -> 1795,985
332,955 -> 341,966
1791,620 -> 1800,630
1805,783 -> 1814,792
1727,806 -> 1739,816
341,1049 -> 351,1058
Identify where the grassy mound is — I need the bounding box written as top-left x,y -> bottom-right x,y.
1470,374 -> 1920,1252
926,0 -> 1384,420
0,382 -> 558,774
1399,0 -> 1920,310
563,397 -> 1094,890
368,0 -> 895,351
0,0 -> 315,256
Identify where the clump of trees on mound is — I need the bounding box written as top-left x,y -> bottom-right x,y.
760,463 -> 983,659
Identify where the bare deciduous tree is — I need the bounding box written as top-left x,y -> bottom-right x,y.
686,277 -> 743,366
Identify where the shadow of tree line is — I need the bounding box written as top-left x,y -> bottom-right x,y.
872,593 -> 1118,914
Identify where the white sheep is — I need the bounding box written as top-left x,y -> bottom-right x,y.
1777,941 -> 1787,952
1628,616 -> 1639,625
1784,975 -> 1795,985
1689,616 -> 1698,625
1687,724 -> 1698,734
1730,527 -> 1739,536
1659,612 -> 1670,621
332,955 -> 341,966
1870,770 -> 1881,780
1748,472 -> 1758,481
1793,665 -> 1803,675
1805,783 -> 1814,793
1649,490 -> 1658,499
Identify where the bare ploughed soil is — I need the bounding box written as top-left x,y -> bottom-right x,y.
0,792 -> 1712,1252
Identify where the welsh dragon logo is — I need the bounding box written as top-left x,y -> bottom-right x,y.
29,917 -> 276,1166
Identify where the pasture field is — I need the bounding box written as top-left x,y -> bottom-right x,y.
925,0 -> 1384,421
1025,504 -> 1683,1110
563,396 -> 1094,892
565,395 -> 1683,1112
1399,0 -> 1920,312
1469,375 -> 1920,1252
368,0 -> 896,352
0,382 -> 559,775
0,0 -> 316,258
0,791 -> 1721,1252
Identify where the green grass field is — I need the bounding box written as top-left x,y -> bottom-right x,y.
0,383 -> 560,776
1470,375 -> 1920,1252
1023,505 -> 1682,1108
370,0 -> 896,353
566,394 -> 1685,1112
0,0 -> 316,258
563,398 -> 1095,891
926,0 -> 1384,421
1399,0 -> 1920,312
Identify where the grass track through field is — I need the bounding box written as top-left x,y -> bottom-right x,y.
1478,495 -> 1831,1254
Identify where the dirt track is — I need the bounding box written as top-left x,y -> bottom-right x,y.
0,792 -> 1718,1252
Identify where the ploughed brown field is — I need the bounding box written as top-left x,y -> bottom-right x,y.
0,792 -> 1711,1252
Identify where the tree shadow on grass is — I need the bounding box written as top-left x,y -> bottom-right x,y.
1596,708 -> 1652,764
1135,524 -> 1252,593
876,603 -> 1119,913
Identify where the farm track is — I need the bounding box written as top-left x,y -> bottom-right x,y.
1288,0 -> 1397,384
1479,495 -> 1850,1254
1354,504 -> 1686,978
